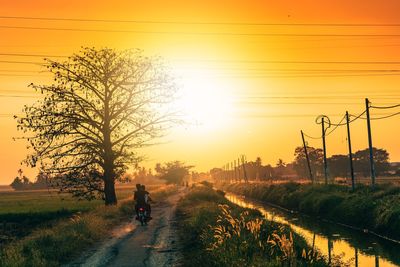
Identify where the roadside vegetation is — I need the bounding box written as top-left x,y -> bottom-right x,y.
0,185 -> 177,267
176,183 -> 331,267
222,182 -> 400,240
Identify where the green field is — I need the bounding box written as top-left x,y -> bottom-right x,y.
0,186 -> 137,244
0,187 -> 134,215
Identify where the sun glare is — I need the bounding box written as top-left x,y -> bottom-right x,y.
174,64 -> 233,131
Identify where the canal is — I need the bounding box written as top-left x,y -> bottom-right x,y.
225,193 -> 400,267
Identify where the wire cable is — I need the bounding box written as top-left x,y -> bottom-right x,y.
370,103 -> 400,109
325,114 -> 347,136
348,110 -> 367,122
302,132 -> 322,140
0,53 -> 66,58
370,111 -> 400,120
3,25 -> 400,37
2,16 -> 400,27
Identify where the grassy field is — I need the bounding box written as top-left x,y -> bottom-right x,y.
176,183 -> 333,267
0,185 -> 160,244
0,188 -> 131,214
0,184 -> 177,267
222,182 -> 400,240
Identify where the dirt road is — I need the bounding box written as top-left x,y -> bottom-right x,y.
70,188 -> 186,267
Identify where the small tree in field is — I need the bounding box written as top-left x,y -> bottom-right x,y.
155,161 -> 193,185
16,47 -> 179,205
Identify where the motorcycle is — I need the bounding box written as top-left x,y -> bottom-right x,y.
137,206 -> 149,226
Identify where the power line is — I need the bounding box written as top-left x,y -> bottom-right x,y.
325,115 -> 347,136
303,109 -> 368,140
2,16 -> 400,27
0,53 -> 66,58
242,95 -> 400,99
0,74 -> 46,77
370,111 -> 400,120
3,25 -> 400,37
177,59 -> 400,64
370,103 -> 400,109
219,73 -> 400,78
0,60 -> 42,65
4,58 -> 400,65
236,101 -> 399,105
0,69 -> 42,73
0,94 -> 39,98
302,132 -> 322,140
348,110 -> 368,122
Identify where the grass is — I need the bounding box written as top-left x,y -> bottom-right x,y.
222,182 -> 400,240
0,186 -> 152,214
0,184 -> 177,267
0,187 -> 136,244
176,184 -> 329,267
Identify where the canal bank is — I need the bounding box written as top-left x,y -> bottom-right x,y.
225,192 -> 400,267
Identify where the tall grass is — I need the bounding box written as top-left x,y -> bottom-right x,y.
223,182 -> 400,239
176,186 -> 327,267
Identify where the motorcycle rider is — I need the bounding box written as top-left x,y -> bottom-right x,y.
134,184 -> 152,220
141,185 -> 152,219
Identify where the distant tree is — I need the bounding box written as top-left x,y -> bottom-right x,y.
210,167 -> 223,181
16,47 -> 179,205
10,169 -> 31,190
261,164 -> 274,180
275,159 -> 287,178
327,155 -> 349,178
33,170 -> 50,189
276,159 -> 286,168
353,148 -> 390,177
155,161 -> 193,185
293,146 -> 323,179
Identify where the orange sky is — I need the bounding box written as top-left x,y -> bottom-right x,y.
1,0 -> 400,184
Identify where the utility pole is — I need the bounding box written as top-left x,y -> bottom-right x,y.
241,155 -> 248,183
301,130 -> 314,183
231,162 -> 234,182
238,157 -> 241,182
365,98 -> 376,186
355,248 -> 359,267
321,117 -> 328,184
227,163 -> 229,182
346,111 -> 355,191
234,160 -> 237,182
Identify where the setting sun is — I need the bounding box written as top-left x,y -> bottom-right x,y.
174,63 -> 234,131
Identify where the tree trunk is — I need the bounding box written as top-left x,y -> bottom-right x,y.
104,176 -> 117,205
103,86 -> 117,205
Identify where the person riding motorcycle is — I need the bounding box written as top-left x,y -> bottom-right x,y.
134,184 -> 152,220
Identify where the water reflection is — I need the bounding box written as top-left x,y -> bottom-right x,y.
225,193 -> 400,267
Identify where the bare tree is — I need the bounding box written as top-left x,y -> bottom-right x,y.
16,47 -> 179,205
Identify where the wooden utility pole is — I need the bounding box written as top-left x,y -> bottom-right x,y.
234,160 -> 237,182
238,157 -> 241,182
321,117 -> 328,184
231,162 -> 234,182
365,98 -> 376,186
346,111 -> 355,191
301,130 -> 314,183
355,248 -> 359,267
241,155 -> 248,183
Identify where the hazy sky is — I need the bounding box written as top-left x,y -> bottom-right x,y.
1,0 -> 400,184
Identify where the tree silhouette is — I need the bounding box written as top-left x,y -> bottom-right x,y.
16,47 -> 179,205
353,148 -> 390,177
155,161 -> 193,185
293,146 -> 323,179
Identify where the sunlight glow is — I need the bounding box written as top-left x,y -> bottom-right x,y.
174,64 -> 234,131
